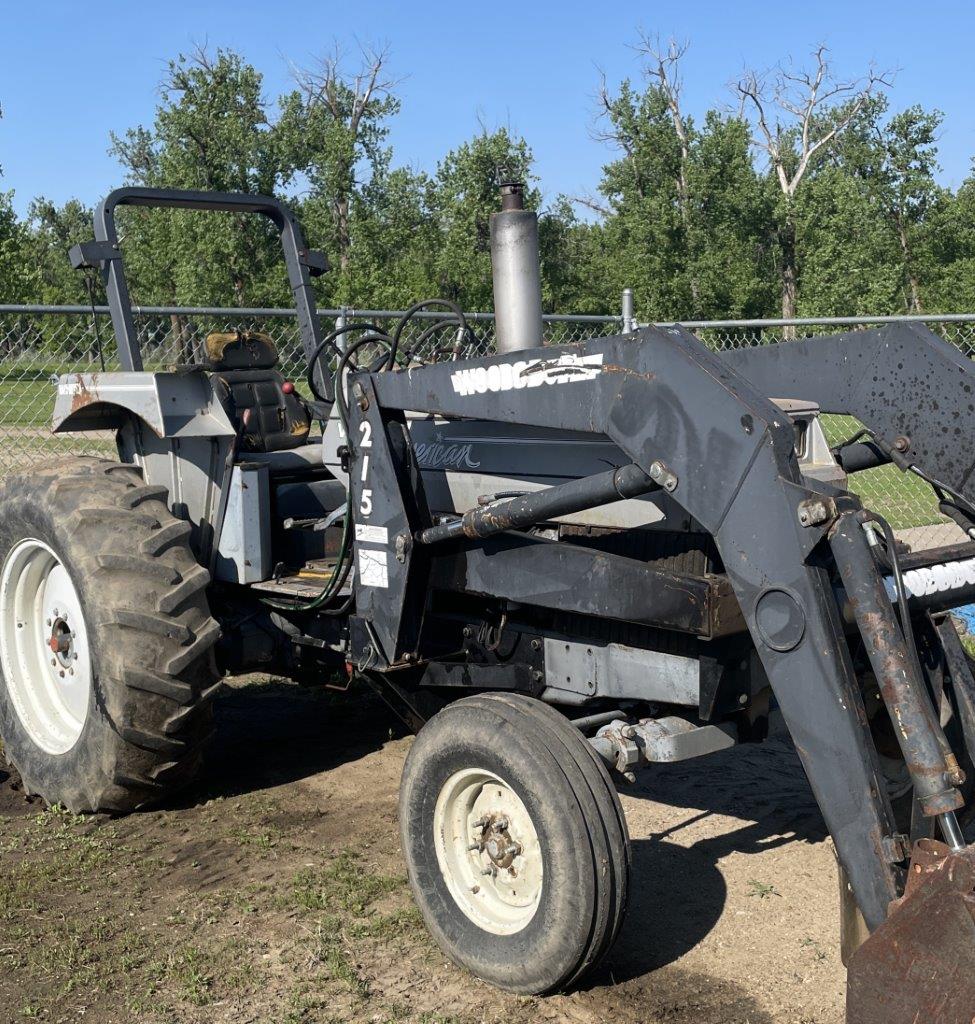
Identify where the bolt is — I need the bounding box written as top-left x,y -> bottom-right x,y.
893,435 -> 911,453
649,460 -> 678,492
50,659 -> 56,666
462,626 -> 474,639
58,670 -> 65,678
530,639 -> 541,651
471,885 -> 480,894
395,532 -> 409,563
46,619 -> 52,627
738,694 -> 748,705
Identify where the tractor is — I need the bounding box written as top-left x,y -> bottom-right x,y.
1,184 -> 975,1020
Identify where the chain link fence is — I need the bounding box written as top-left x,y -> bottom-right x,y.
1,303 -> 973,550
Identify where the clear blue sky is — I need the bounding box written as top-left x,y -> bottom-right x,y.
2,0 -> 973,218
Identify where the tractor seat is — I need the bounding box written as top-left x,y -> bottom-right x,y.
206,330 -> 312,453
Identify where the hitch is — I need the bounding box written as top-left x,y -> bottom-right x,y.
589,715 -> 736,780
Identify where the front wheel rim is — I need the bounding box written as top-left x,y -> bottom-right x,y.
433,768 -> 543,935
0,538 -> 92,755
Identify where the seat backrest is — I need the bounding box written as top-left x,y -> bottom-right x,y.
206,330 -> 311,453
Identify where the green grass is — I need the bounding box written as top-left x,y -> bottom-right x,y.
0,378 -> 58,427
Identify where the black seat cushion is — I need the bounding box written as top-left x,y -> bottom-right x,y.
206,331 -> 312,453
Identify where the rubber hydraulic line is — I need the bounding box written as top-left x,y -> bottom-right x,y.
835,440 -> 892,474
417,463 -> 662,545
829,512 -> 965,829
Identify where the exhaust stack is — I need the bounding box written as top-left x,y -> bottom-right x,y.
490,180 -> 544,353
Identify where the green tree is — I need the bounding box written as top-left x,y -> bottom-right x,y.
590,76 -> 686,320
0,105 -> 30,304
277,45 -> 400,299
425,127 -> 537,310
591,40 -> 772,321
840,103 -> 946,311
926,171 -> 975,312
24,198 -> 97,306
110,47 -> 290,309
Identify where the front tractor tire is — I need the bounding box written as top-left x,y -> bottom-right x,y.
0,457 -> 221,813
399,693 -> 630,994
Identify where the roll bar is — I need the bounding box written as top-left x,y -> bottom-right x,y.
69,188 -> 328,371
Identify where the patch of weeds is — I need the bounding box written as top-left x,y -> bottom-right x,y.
228,824 -> 281,852
348,904 -> 423,941
284,983 -> 336,1024
747,878 -> 781,899
291,849 -> 403,915
307,917 -> 369,998
161,944 -> 216,1007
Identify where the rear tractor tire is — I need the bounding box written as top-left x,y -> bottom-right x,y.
399,692 -> 630,994
0,457 -> 221,813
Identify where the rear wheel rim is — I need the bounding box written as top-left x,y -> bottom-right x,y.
433,768 -> 543,935
0,538 -> 92,755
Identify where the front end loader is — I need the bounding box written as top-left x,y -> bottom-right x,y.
0,182 -> 974,1018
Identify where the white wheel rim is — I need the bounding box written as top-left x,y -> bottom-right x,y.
433,768 -> 543,935
0,538 -> 92,755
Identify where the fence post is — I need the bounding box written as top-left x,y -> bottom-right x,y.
335,306 -> 348,350
621,288 -> 635,334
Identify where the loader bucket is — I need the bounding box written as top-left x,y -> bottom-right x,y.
846,839 -> 975,1023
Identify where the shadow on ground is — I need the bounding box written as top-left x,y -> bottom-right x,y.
169,678 -> 405,809
593,737 -> 828,988
172,681 -> 828,988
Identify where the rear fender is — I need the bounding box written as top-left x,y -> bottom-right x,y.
53,371 -> 236,565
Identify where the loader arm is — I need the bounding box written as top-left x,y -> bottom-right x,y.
723,322 -> 975,507
348,324 -> 920,930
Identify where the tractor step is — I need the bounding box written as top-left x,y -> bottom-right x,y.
246,559 -> 352,599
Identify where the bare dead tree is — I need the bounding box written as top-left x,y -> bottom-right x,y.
733,46 -> 893,322
289,43 -> 400,273
635,34 -> 691,213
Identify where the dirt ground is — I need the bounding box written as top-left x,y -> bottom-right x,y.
0,676 -> 858,1024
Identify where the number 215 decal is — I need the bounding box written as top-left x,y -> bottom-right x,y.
358,420 -> 373,517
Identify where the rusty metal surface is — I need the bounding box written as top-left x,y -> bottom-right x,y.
847,839 -> 975,1024
830,513 -> 964,818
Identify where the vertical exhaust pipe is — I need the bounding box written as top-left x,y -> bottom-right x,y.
490,180 -> 544,353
